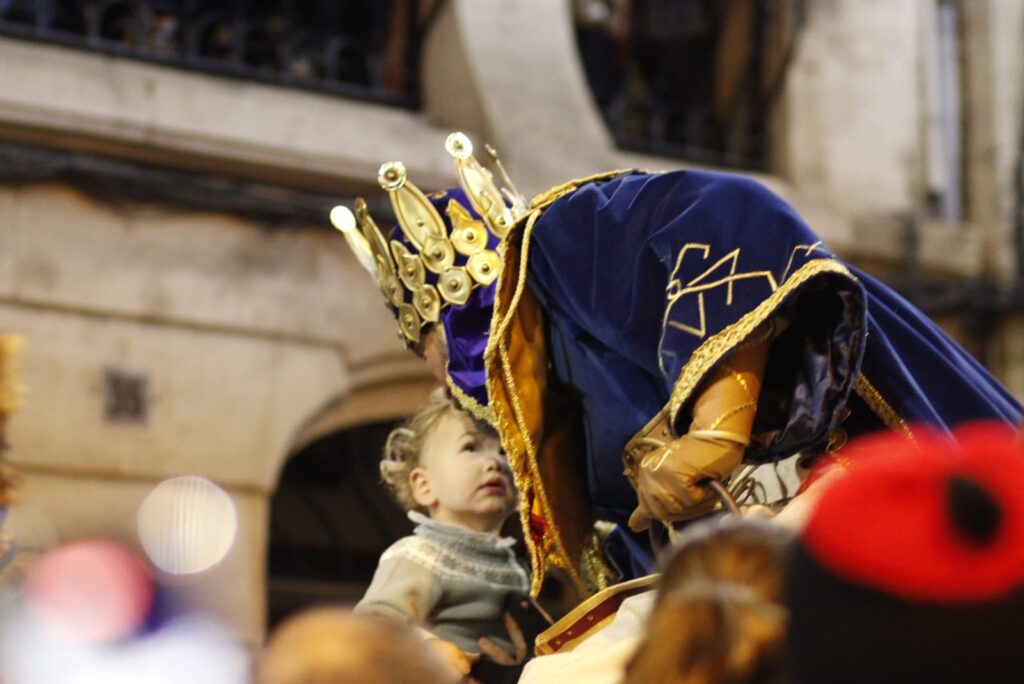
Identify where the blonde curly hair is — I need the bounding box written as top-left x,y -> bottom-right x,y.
380,388 -> 457,512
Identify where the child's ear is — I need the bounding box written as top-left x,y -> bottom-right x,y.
409,467 -> 437,509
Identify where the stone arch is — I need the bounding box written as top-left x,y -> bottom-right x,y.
284,374 -> 438,463
265,368 -> 438,627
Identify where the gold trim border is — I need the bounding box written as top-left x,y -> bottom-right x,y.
534,574 -> 659,655
445,375 -> 497,427
491,209 -> 585,594
485,170 -> 631,595
853,373 -> 913,438
528,170 -> 635,212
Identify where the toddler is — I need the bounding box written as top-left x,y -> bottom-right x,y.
356,389 -> 531,678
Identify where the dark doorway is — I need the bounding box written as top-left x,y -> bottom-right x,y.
267,418 -> 411,630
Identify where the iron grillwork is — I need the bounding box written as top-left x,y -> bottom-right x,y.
0,0 -> 436,108
575,0 -> 805,170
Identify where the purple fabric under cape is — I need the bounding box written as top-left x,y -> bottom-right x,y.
386,187 -> 498,409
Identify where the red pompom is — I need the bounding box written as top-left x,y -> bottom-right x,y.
802,422 -> 1024,602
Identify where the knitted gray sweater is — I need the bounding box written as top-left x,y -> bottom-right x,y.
355,512 -> 530,654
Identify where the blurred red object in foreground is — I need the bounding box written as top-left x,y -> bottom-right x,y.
23,539 -> 155,643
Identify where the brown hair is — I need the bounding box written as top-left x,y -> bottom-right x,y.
623,518 -> 792,684
655,518 -> 790,609
258,606 -> 448,684
379,387 -> 456,512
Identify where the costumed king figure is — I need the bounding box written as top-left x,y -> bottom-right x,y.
331,132 -> 1023,598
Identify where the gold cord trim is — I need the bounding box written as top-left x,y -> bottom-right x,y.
735,319 -> 775,350
445,375 -> 497,427
705,401 -> 758,431
579,528 -> 618,592
492,209 -> 587,595
687,429 -> 752,446
667,258 -> 858,426
484,170 -> 648,595
853,373 -> 914,439
528,170 -> 634,211
718,362 -> 756,403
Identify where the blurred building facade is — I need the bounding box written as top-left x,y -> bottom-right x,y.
0,0 -> 1022,647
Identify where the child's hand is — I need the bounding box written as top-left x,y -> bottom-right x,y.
428,637 -> 480,682
477,610 -> 528,665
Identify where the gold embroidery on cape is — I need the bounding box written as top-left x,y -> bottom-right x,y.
853,373 -> 914,439
658,243 -> 830,376
0,335 -> 23,506
667,258 -> 859,426
445,375 -> 497,427
781,241 -> 826,281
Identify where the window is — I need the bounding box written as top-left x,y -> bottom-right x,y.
0,0 -> 436,107
575,0 -> 805,170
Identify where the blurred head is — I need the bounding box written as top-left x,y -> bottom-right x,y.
382,389 -> 516,534
784,423 -> 1024,683
258,607 -> 449,684
626,583 -> 787,684
654,517 -> 791,610
624,518 -> 792,684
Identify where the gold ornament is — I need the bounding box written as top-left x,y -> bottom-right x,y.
438,267 -> 472,305
390,240 -> 426,292
467,251 -> 501,286
445,132 -> 528,238
330,132 -> 526,345
448,200 -> 487,256
414,284 -> 442,322
421,236 -> 455,273
397,303 -> 422,344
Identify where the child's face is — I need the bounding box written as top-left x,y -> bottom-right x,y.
411,408 -> 517,534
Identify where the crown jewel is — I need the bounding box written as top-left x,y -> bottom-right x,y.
331,132 -> 527,346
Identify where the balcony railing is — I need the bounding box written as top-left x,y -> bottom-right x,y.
0,0 -> 435,108
575,0 -> 805,170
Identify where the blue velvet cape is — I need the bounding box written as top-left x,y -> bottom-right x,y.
522,170 -> 1022,528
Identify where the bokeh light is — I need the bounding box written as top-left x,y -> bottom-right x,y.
22,539 -> 154,644
136,476 -> 237,575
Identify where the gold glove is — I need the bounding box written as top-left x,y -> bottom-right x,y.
627,324 -> 771,531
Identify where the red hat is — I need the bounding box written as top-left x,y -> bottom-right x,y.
784,422 -> 1024,683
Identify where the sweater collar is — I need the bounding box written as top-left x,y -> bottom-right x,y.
408,511 -> 517,552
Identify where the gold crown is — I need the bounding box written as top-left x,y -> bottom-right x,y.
331,132 -> 527,346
